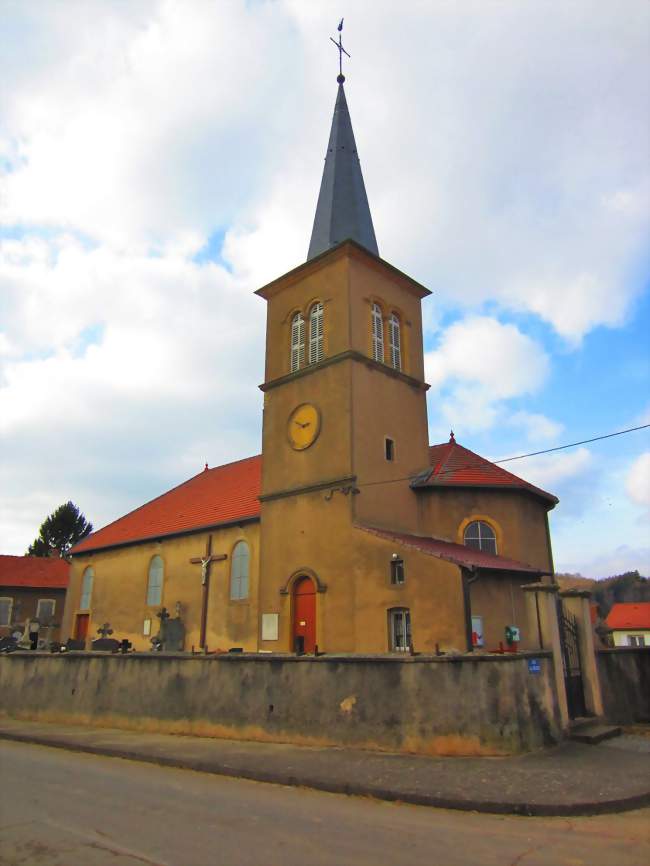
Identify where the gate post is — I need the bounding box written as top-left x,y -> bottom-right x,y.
559,589 -> 604,717
523,582 -> 569,729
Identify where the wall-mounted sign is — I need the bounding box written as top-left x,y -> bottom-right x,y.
262,613 -> 279,641
528,658 -> 541,674
471,616 -> 484,648
505,625 -> 520,645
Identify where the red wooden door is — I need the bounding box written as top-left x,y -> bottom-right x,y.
74,613 -> 89,641
292,577 -> 316,653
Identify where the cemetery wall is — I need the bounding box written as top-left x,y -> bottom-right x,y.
0,650 -> 561,755
597,648 -> 650,725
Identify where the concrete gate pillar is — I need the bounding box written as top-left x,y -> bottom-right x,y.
523,583 -> 569,729
559,589 -> 604,717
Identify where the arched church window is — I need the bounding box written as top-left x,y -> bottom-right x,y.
80,566 -> 94,610
230,541 -> 250,600
463,521 -> 497,555
388,313 -> 401,370
371,303 -> 384,362
147,555 -> 164,606
308,302 -> 324,365
290,313 -> 305,372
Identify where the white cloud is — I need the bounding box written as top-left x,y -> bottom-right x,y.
507,411 -> 563,444
626,452 -> 650,512
424,316 -> 549,433
0,0 -> 648,560
560,546 -> 650,581
510,447 -> 592,491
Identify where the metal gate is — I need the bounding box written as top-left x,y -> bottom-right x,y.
557,602 -> 587,719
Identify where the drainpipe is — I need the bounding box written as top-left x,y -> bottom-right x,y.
462,567 -> 480,652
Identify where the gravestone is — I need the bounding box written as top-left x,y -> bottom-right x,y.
150,606 -> 186,652
91,622 -> 120,653
65,638 -> 86,651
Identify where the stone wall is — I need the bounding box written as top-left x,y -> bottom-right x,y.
597,648 -> 650,724
0,650 -> 561,756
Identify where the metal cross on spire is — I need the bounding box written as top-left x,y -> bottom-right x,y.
330,18 -> 350,83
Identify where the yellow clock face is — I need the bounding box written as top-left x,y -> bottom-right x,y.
288,403 -> 321,450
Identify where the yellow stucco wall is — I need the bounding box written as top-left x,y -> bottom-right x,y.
415,487 -> 554,573
64,523 -> 260,651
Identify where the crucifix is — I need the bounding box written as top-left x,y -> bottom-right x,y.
190,534 -> 227,649
330,18 -> 350,83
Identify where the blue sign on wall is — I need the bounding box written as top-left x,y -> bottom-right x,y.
528,658 -> 541,674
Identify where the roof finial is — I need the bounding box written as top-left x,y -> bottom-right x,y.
330,18 -> 350,83
204,462 -> 209,471
449,430 -> 456,443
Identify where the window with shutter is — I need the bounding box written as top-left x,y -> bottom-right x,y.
388,608 -> 411,651
371,303 -> 384,362
388,313 -> 401,370
290,313 -> 305,372
308,302 -> 324,365
147,555 -> 164,606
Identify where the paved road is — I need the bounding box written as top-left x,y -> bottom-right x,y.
1,742 -> 648,866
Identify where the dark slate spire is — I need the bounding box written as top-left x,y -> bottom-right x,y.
307,81 -> 378,260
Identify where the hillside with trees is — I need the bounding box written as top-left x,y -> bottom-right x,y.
556,570 -> 649,617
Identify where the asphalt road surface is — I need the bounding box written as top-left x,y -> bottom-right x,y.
1,741 -> 649,866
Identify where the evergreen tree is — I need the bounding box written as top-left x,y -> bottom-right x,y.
26,501 -> 93,558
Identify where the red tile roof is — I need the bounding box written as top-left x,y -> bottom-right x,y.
71,455 -> 262,555
355,526 -> 546,575
410,435 -> 558,505
606,602 -> 650,630
0,555 -> 69,588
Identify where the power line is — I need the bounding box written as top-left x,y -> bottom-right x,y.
355,423 -> 650,489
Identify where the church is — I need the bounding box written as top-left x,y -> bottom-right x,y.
62,73 -> 559,657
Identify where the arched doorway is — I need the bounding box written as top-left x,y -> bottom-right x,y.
292,576 -> 316,653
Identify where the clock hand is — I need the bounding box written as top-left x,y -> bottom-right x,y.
295,420 -> 311,428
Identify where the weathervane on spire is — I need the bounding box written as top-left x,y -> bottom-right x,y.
330,18 -> 350,83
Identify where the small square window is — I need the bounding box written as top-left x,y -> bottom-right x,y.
385,437 -> 395,461
36,599 -> 55,623
390,558 -> 405,584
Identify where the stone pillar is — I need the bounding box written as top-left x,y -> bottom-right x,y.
559,589 -> 604,717
523,583 -> 569,729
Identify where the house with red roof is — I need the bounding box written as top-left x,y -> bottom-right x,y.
0,555 -> 69,645
606,603 -> 650,647
62,75 -> 561,664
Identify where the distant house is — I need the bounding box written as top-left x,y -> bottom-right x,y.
606,602 -> 650,648
0,555 -> 70,645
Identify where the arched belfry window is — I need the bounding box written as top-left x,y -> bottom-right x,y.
290,312 -> 305,372
80,566 -> 94,610
147,555 -> 164,606
464,521 -> 497,555
371,303 -> 384,362
231,541 -> 250,600
388,313 -> 401,370
308,302 -> 324,365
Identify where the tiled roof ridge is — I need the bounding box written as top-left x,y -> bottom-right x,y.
425,440 -> 557,503
71,453 -> 261,554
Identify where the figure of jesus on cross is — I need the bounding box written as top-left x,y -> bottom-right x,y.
190,535 -> 227,649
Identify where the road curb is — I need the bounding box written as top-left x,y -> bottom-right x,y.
2,730 -> 650,817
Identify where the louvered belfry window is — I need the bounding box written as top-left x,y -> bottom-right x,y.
388,313 -> 402,370
371,303 -> 384,362
290,313 -> 305,372
308,302 -> 324,365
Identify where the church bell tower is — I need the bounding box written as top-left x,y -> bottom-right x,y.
255,46 -> 431,651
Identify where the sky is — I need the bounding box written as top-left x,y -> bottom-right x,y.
1,0 -> 648,578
